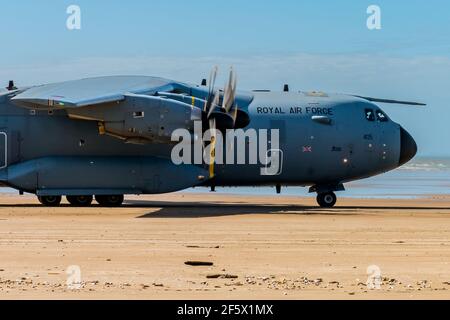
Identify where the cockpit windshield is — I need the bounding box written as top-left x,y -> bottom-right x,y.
365,109 -> 375,122
365,108 -> 389,122
376,110 -> 388,122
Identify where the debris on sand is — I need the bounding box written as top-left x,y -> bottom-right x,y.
417,280 -> 431,289
186,245 -> 220,249
357,282 -> 366,287
206,274 -> 238,279
152,283 -> 164,287
185,261 -> 214,266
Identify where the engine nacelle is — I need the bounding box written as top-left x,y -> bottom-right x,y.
68,94 -> 202,144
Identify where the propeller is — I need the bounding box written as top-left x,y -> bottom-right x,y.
201,67 -> 247,180
202,66 -> 249,132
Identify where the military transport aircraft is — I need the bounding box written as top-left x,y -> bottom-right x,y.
0,68 -> 422,208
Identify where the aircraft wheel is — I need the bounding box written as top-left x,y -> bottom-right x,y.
38,195 -> 62,207
95,195 -> 124,207
66,195 -> 93,207
317,192 -> 337,208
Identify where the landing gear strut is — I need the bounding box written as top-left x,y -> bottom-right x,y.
95,195 -> 124,207
38,195 -> 62,207
316,192 -> 337,208
66,195 -> 93,207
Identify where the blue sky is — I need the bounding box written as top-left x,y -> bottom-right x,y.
1,0 -> 449,156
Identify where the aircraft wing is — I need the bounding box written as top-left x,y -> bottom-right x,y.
11,76 -> 181,109
353,95 -> 426,106
7,74 -> 253,146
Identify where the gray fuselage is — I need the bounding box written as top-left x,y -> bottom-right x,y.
0,87 -> 416,197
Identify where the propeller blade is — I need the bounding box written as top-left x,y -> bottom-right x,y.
204,66 -> 219,112
207,90 -> 220,119
208,117 -> 217,179
209,66 -> 218,94
231,104 -> 238,125
353,95 -> 426,106
223,67 -> 237,113
209,118 -> 217,137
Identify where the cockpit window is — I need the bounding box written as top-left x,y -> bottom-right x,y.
365,109 -> 375,122
376,110 -> 388,122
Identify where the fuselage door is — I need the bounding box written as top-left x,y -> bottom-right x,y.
0,131 -> 7,169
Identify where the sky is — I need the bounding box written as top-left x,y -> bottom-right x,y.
0,0 -> 449,156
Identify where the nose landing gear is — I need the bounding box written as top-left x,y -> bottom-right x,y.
316,192 -> 337,208
310,184 -> 343,208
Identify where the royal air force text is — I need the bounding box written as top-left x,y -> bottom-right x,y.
256,106 -> 334,116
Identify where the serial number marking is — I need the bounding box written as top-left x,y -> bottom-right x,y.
221,304 -> 274,316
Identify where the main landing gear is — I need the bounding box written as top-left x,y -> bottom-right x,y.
37,195 -> 124,207
316,192 -> 337,208
66,195 -> 93,207
95,195 -> 124,207
38,195 -> 62,207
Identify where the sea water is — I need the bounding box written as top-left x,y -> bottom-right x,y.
186,157 -> 450,199
1,157 -> 450,199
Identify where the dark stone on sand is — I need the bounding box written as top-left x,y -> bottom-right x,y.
206,274 -> 238,279
185,261 -> 214,266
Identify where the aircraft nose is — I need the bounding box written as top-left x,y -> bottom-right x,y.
399,126 -> 417,166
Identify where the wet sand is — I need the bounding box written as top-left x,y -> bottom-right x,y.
0,192 -> 449,299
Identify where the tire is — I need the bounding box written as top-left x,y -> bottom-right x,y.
317,192 -> 337,208
66,195 -> 93,207
38,195 -> 62,207
95,195 -> 124,207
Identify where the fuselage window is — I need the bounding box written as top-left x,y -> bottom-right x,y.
376,110 -> 388,122
365,109 -> 375,122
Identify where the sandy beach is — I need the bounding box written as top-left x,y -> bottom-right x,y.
0,192 -> 449,300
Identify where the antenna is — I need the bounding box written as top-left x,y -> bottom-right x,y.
7,80 -> 17,91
